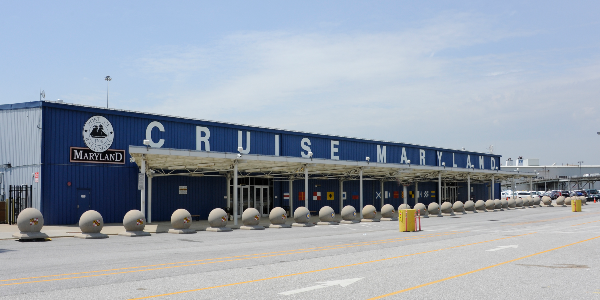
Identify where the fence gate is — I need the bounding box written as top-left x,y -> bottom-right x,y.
8,185 -> 32,225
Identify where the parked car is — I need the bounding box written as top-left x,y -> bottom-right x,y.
584,189 -> 599,201
560,190 -> 571,197
515,191 -> 531,199
570,190 -> 588,198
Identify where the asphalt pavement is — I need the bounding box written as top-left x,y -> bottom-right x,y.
1,204 -> 599,299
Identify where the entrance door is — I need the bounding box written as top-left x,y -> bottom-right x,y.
237,186 -> 250,217
77,189 -> 90,217
253,186 -> 270,217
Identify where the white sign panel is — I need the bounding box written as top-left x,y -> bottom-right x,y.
179,186 -> 188,195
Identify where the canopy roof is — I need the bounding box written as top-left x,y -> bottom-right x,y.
129,146 -> 532,183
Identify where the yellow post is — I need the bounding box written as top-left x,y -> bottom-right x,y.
575,199 -> 582,212
399,209 -> 416,232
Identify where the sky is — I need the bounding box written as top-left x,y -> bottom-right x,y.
1,1 -> 599,165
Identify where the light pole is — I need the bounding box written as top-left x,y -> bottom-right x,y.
105,76 -> 112,108
577,161 -> 584,189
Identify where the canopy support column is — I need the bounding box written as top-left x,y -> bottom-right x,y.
140,156 -> 146,218
380,180 -> 384,208
289,178 -> 294,217
226,172 -> 231,210
359,168 -> 363,218
437,172 -> 442,217
415,182 -> 419,205
147,174 -> 152,223
304,166 -> 309,211
233,161 -> 238,226
467,174 -> 471,202
403,185 -> 408,206
339,179 -> 344,214
492,175 -> 495,200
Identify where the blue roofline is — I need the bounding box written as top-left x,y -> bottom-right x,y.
0,101 -> 43,110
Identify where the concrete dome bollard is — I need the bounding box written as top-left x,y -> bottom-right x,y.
581,196 -> 587,205
556,196 -> 565,206
119,210 -> 151,237
533,197 -> 541,207
168,209 -> 196,234
428,202 -> 441,215
266,207 -> 291,228
494,199 -> 503,211
541,196 -> 552,206
475,200 -> 487,212
206,208 -> 232,232
452,201 -> 466,214
565,197 -> 572,205
526,196 -> 534,207
507,198 -> 516,208
414,203 -> 429,217
515,198 -> 524,208
380,204 -> 397,221
464,200 -> 477,213
398,204 -> 411,210
485,200 -> 496,211
12,208 -> 49,240
75,210 -> 108,239
317,206 -> 339,225
292,206 -> 314,227
361,205 -> 379,222
241,208 -> 265,230
340,205 -> 359,224
441,202 -> 454,215
501,199 -> 509,209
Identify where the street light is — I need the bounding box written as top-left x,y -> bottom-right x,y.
105,76 -> 112,108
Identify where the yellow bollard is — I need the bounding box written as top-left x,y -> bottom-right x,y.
399,209 -> 416,232
572,199 -> 582,212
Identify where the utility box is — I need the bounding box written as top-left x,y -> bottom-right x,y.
572,199 -> 582,212
399,209 -> 416,232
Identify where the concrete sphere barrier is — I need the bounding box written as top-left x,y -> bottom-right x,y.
522,197 -> 529,207
13,208 -> 48,240
206,208 -> 232,232
526,196 -> 534,207
441,201 -> 453,214
428,202 -> 440,215
381,204 -> 396,219
581,197 -> 587,205
340,205 -> 358,224
507,198 -> 516,208
119,210 -> 150,237
317,206 -> 337,225
556,196 -> 565,206
398,204 -> 411,210
533,197 -> 541,206
485,200 -> 495,210
541,196 -> 552,206
565,197 -> 572,205
464,200 -> 475,212
362,205 -> 378,221
269,207 -> 288,225
76,210 -> 108,239
414,203 -> 429,217
475,200 -> 486,211
241,208 -> 264,230
501,199 -> 509,209
494,199 -> 502,210
171,209 -> 192,229
515,198 -> 523,208
292,207 -> 314,227
452,201 -> 464,213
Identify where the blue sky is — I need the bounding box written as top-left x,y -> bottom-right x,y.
1,1 -> 599,165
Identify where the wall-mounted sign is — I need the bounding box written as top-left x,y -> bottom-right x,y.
70,147 -> 125,164
179,186 -> 188,195
34,172 -> 39,183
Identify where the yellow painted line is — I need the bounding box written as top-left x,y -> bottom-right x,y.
367,234 -> 600,299
128,233 -> 535,299
571,220 -> 600,226
0,232 -> 459,286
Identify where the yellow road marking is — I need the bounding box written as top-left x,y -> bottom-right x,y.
0,232 -> 459,286
367,234 -> 600,299
128,233 -> 535,299
571,220 -> 600,226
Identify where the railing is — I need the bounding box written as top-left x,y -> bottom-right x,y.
7,185 -> 32,225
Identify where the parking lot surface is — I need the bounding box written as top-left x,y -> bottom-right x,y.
1,205 -> 599,299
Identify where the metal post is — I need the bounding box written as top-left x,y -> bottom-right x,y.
467,174 -> 471,201
226,173 -> 231,210
359,168 -> 363,218
289,178 -> 294,217
233,161 -> 238,226
403,185 -> 408,206
304,165 -> 309,211
340,179 -> 344,213
380,180 -> 384,208
415,182 -> 419,205
491,175 -> 495,199
512,177 -> 516,200
140,157 -> 146,217
438,172 -> 442,217
147,174 -> 152,223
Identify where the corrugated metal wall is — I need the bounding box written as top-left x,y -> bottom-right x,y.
0,107 -> 42,209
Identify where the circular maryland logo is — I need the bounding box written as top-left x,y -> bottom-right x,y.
282,214 -> 286,220
330,212 -> 335,218
221,216 -> 227,222
83,116 -> 114,152
353,211 -> 356,217
306,213 -> 310,219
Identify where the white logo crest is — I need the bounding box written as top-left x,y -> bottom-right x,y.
83,116 -> 114,153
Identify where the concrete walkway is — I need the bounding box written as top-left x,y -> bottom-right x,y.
0,214 -> 383,240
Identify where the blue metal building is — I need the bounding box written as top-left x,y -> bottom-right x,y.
1,101 -> 511,225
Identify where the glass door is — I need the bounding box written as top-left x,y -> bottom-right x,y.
254,185 -> 270,217
236,186 -> 250,217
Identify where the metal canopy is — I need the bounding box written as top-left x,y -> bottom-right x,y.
128,146 -> 531,182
